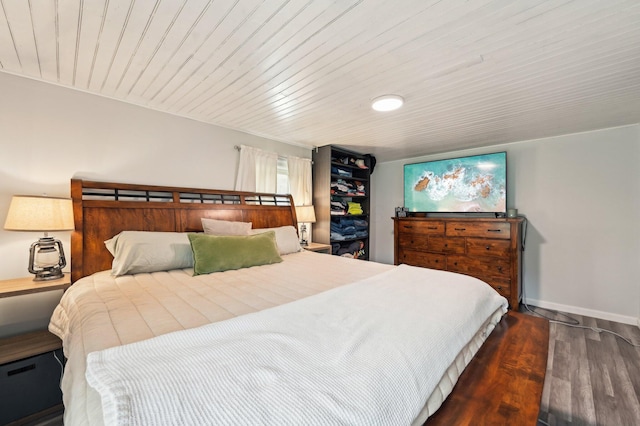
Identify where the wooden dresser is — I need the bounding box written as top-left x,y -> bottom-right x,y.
393,216 -> 524,309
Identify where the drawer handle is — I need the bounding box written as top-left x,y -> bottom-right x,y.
403,225 -> 413,229
427,226 -> 438,230
8,363 -> 36,376
454,228 -> 466,231
487,229 -> 502,233
485,245 -> 491,250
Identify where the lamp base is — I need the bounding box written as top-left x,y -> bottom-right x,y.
33,268 -> 64,282
29,237 -> 67,282
299,224 -> 309,246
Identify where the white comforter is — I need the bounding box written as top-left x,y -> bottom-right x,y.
85,264 -> 507,426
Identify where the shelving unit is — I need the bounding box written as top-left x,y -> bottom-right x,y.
312,146 -> 371,260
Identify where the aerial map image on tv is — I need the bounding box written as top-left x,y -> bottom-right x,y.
404,152 -> 506,213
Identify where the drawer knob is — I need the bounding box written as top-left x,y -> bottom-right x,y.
485,245 -> 490,250
444,243 -> 448,247
434,259 -> 439,263
497,266 -> 503,272
497,285 -> 503,290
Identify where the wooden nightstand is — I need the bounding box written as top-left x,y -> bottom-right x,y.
0,274 -> 71,298
304,242 -> 332,254
0,274 -> 70,424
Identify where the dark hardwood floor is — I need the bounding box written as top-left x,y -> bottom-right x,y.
524,306 -> 640,426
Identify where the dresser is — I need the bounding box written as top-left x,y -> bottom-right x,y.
393,217 -> 524,308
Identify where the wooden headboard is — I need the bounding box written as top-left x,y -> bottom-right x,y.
70,179 -> 298,283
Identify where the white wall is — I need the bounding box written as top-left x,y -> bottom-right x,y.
371,125 -> 640,325
0,72 -> 310,337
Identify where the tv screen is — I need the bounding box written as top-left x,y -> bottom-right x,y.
404,152 -> 507,214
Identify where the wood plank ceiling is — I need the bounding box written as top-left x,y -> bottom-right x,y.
1,0 -> 639,161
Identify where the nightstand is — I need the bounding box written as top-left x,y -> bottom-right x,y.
0,275 -> 71,299
0,274 -> 70,425
304,242 -> 332,254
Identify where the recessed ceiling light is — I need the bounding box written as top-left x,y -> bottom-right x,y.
371,95 -> 404,112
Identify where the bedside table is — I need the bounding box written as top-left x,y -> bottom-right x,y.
0,274 -> 70,425
304,242 -> 332,254
0,274 -> 71,298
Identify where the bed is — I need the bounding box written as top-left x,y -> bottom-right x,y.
49,179 -> 549,425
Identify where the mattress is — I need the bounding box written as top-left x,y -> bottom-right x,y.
50,251 -> 507,425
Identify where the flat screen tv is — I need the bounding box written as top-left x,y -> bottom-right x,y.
404,152 -> 507,214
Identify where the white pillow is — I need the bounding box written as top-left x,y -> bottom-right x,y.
201,218 -> 252,235
105,231 -> 194,276
249,226 -> 302,255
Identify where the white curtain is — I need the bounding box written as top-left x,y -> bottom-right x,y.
287,155 -> 313,206
235,145 -> 278,193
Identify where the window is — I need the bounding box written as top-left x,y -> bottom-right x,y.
276,156 -> 290,194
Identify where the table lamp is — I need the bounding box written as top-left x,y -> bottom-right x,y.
4,195 -> 74,281
295,205 -> 316,246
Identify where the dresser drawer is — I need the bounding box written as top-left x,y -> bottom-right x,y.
429,236 -> 465,254
398,233 -> 429,249
446,221 -> 511,239
447,255 -> 511,278
481,277 -> 512,298
466,238 -> 511,257
397,220 -> 445,235
398,250 -> 446,270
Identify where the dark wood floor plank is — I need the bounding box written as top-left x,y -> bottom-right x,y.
566,315 -> 597,425
539,326 -> 554,423
552,339 -> 573,382
582,315 -> 602,342
609,321 -> 640,404
548,375 -> 573,423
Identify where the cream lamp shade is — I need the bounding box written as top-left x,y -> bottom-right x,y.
295,205 -> 316,224
4,196 -> 74,231
4,195 -> 74,281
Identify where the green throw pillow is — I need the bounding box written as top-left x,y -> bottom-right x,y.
188,231 -> 283,275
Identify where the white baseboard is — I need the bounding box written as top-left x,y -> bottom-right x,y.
524,297 -> 638,326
